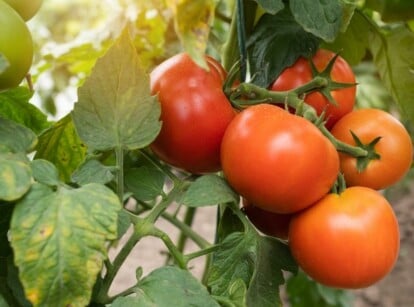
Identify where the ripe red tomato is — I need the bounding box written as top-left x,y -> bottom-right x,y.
271,49 -> 356,129
331,108 -> 413,190
243,200 -> 291,240
150,53 -> 235,174
289,186 -> 400,289
221,103 -> 339,214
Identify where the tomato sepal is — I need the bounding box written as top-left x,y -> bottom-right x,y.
350,130 -> 382,173
309,52 -> 357,107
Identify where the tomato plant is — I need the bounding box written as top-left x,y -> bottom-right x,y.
331,108 -> 413,190
271,49 -> 356,129
150,53 -> 235,174
243,199 -> 291,240
0,0 -> 33,90
289,186 -> 400,289
3,0 -> 43,21
221,103 -> 339,214
2,1 -> 414,307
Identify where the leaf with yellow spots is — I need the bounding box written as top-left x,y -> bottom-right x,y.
10,183 -> 121,307
0,152 -> 32,201
166,0 -> 216,69
34,114 -> 87,183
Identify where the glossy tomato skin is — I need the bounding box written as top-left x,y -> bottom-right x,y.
243,200 -> 291,240
0,1 -> 33,90
331,108 -> 413,190
150,53 -> 235,174
271,49 -> 356,129
221,103 -> 339,214
289,186 -> 400,289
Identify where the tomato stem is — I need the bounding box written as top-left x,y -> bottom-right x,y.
176,207 -> 196,254
148,226 -> 187,269
221,0 -> 257,73
319,125 -> 368,157
184,244 -> 221,262
229,81 -> 369,158
236,0 -> 248,81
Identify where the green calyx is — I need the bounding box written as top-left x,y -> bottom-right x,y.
350,130 -> 381,172
309,52 -> 357,106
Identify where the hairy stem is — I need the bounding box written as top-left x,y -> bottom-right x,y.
184,245 -> 221,262
149,226 -> 187,269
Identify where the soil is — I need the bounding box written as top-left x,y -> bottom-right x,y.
109,183 -> 414,307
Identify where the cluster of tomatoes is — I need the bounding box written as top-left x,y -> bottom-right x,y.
150,50 -> 413,289
0,0 -> 43,91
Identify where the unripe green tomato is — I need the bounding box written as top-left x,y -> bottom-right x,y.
3,0 -> 43,21
0,0 -> 33,90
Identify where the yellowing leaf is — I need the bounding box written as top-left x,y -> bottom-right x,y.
35,114 -> 87,183
10,183 -> 121,307
166,0 -> 216,68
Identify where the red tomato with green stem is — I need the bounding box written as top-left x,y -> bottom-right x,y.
331,108 -> 413,190
150,53 -> 235,174
289,186 -> 400,289
221,103 -> 340,214
243,199 -> 292,240
271,49 -> 356,129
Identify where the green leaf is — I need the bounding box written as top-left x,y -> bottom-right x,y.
248,8 -> 321,87
246,236 -> 297,307
111,295 -> 153,307
207,231 -> 256,297
125,165 -> 165,202
323,11 -> 369,65
10,183 -> 121,307
111,266 -> 221,306
253,0 -> 284,15
368,21 -> 414,123
72,28 -> 161,151
338,0 -> 358,32
134,266 -> 220,307
354,63 -> 393,110
0,87 -> 50,134
0,117 -> 37,153
286,271 -> 353,307
0,153 -> 32,202
182,174 -> 239,207
31,159 -> 60,187
0,294 -> 8,307
34,114 -> 87,182
167,0 -> 216,69
217,205 -> 245,242
71,159 -> 115,185
208,226 -> 297,307
290,0 -> 342,42
49,42 -> 110,77
117,208 -> 132,240
227,279 -> 247,307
